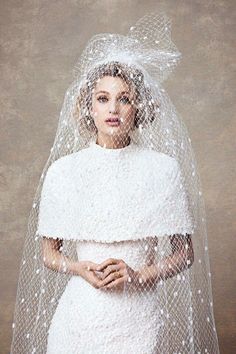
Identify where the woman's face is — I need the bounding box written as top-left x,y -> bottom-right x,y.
90,75 -> 136,140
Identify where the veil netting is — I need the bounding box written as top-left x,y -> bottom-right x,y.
10,12 -> 220,354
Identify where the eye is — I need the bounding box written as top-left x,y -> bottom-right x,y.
119,96 -> 131,104
97,96 -> 108,103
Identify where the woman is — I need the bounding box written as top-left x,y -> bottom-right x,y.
10,13 -> 220,354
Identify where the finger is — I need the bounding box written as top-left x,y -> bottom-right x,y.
94,270 -> 104,280
100,272 -> 117,287
103,274 -> 130,290
97,258 -> 119,271
96,258 -> 120,271
102,265 -> 120,279
100,271 -> 121,287
86,262 -> 100,271
89,273 -> 105,289
102,277 -> 124,289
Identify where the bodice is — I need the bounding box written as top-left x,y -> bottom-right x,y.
76,236 -> 158,270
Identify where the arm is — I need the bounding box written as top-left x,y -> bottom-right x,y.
41,237 -> 80,275
41,237 -> 104,290
137,234 -> 194,286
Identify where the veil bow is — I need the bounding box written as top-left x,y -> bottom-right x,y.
73,13 -> 182,83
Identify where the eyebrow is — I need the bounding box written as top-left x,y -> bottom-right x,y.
95,90 -> 131,96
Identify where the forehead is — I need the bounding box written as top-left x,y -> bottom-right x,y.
94,76 -> 131,93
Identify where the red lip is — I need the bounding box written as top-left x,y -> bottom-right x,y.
105,117 -> 120,122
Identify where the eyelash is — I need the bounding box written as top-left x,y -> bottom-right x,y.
97,96 -> 131,104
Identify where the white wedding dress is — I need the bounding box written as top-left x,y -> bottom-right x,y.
36,139 -> 194,353
46,239 -> 163,354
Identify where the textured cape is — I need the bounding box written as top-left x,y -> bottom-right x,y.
36,140 -> 194,242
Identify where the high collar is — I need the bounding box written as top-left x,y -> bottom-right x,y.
89,139 -> 137,155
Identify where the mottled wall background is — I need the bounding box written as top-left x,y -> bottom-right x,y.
1,1 -> 235,353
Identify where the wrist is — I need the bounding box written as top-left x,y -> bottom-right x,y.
73,261 -> 83,276
137,264 -> 160,284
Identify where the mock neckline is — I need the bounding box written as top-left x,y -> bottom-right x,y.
89,139 -> 136,154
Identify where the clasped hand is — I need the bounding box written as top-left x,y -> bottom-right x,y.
78,258 -> 141,292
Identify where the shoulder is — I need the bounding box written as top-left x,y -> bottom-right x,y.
44,152 -> 77,179
137,147 -> 179,172
46,155 -> 72,175
44,146 -> 92,178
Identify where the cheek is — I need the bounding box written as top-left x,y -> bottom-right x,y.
121,105 -> 136,119
92,102 -> 107,117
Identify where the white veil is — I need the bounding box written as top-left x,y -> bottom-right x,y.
10,13 -> 220,353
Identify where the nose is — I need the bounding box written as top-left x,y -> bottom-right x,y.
109,99 -> 119,114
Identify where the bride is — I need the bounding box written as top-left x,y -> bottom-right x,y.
10,13 -> 220,354
39,61 -> 195,353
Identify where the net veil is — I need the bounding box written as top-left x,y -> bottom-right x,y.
10,13 -> 220,354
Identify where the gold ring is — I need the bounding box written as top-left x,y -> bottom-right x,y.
115,271 -> 120,278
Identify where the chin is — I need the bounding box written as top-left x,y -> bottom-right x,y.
104,126 -> 122,135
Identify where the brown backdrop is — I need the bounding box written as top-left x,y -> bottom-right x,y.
1,1 -> 235,353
